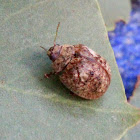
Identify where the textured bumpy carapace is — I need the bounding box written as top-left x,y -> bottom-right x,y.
41,23 -> 111,99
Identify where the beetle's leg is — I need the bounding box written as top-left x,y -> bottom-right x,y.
44,72 -> 56,78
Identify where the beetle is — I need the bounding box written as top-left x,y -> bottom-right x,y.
41,22 -> 111,99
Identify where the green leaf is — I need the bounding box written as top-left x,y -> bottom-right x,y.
121,85 -> 140,140
0,0 -> 139,139
98,0 -> 131,31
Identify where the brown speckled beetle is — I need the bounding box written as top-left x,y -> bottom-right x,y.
41,22 -> 111,99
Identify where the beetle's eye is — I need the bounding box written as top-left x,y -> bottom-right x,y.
49,55 -> 55,61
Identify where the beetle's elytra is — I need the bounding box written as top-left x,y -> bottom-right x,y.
41,22 -> 111,99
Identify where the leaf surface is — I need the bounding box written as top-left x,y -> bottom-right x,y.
121,84 -> 140,140
0,0 -> 139,140
98,0 -> 131,31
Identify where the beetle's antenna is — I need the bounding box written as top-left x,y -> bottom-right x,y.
54,22 -> 60,45
40,46 -> 47,52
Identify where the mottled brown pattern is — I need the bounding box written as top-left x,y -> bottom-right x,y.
47,44 -> 111,99
48,44 -> 75,73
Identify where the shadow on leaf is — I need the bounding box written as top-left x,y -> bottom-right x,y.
22,49 -> 87,102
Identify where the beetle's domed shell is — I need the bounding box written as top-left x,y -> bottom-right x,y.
59,44 -> 111,99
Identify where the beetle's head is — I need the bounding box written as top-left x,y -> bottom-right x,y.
47,44 -> 62,61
